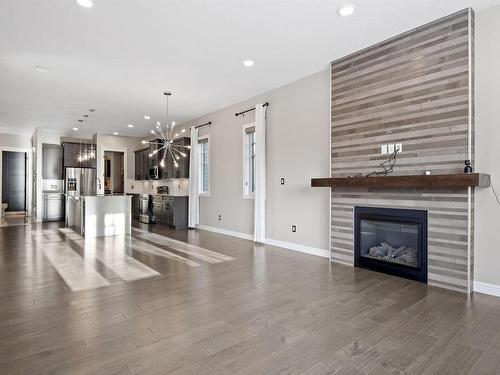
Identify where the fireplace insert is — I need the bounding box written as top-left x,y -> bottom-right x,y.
354,206 -> 428,283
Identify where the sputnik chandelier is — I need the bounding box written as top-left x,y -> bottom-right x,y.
142,92 -> 189,168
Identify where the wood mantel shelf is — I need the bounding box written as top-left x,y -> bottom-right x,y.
311,173 -> 491,189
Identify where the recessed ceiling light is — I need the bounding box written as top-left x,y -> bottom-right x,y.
35,65 -> 49,73
243,59 -> 254,67
144,115 -> 150,120
73,127 -> 78,131
337,3 -> 355,17
127,124 -> 134,128
83,114 -> 89,118
78,119 -> 84,122
89,108 -> 95,112
76,0 -> 93,8
113,132 -> 119,135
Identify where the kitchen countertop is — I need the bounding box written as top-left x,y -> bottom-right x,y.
153,194 -> 189,197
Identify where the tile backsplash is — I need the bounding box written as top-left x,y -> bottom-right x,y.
127,179 -> 190,196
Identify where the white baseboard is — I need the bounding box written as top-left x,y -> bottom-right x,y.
195,226 -> 329,259
196,225 -> 253,241
264,238 -> 330,258
474,281 -> 500,298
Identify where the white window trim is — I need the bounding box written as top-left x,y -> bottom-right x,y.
242,123 -> 255,200
198,135 -> 210,197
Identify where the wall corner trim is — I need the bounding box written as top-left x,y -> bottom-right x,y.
196,224 -> 253,241
264,238 -> 330,258
474,281 -> 500,298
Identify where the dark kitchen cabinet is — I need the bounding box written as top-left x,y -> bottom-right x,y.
149,141 -> 159,169
163,200 -> 174,226
152,201 -> 163,223
63,143 -> 80,168
62,142 -> 96,168
174,137 -> 190,179
152,195 -> 188,229
136,137 -> 190,180
158,137 -> 190,179
42,144 -> 63,180
134,148 -> 149,180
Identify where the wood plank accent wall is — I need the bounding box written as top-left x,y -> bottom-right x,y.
330,9 -> 475,293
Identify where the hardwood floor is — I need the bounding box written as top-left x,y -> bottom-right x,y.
1,221 -> 500,374
0,214 -> 32,228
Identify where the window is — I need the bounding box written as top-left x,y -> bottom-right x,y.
243,124 -> 255,198
198,137 -> 209,195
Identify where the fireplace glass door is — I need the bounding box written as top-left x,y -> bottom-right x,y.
359,219 -> 419,268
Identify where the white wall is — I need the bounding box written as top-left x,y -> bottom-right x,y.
95,134 -> 142,195
0,133 -> 31,149
179,69 -> 331,251
474,4 -> 500,288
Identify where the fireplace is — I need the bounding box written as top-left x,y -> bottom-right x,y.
354,206 -> 428,283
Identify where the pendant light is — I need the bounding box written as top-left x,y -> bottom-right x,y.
142,92 -> 190,168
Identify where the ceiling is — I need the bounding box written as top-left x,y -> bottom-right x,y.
0,0 -> 498,138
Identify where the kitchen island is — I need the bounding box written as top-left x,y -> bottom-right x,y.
66,195 -> 132,238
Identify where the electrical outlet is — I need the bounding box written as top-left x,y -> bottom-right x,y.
217,214 -> 222,221
381,145 -> 388,155
387,144 -> 395,153
280,178 -> 285,185
291,225 -> 297,233
395,143 -> 402,152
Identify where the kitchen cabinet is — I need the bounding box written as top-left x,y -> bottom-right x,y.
63,143 -> 80,168
134,148 -> 149,180
158,137 -> 190,179
42,144 -> 63,180
174,137 -> 191,179
152,201 -> 163,223
42,193 -> 64,221
135,137 -> 190,181
63,142 -> 96,169
152,195 -> 188,229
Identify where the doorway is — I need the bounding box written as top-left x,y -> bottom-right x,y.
104,151 -> 124,195
2,151 -> 27,213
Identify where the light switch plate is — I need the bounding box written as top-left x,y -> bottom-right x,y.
388,144 -> 395,153
381,145 -> 388,154
395,143 -> 402,152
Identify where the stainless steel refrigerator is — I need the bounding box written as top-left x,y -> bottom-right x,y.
65,167 -> 97,197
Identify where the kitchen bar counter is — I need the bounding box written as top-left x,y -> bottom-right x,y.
66,195 -> 131,238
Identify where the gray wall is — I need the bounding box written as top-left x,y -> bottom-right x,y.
475,4 -> 500,288
179,70 -> 331,250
